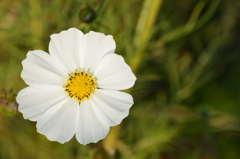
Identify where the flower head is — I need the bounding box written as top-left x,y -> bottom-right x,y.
16,28 -> 136,145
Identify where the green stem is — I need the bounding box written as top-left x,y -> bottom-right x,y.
96,0 -> 106,15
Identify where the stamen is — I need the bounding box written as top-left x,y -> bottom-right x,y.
63,70 -> 97,103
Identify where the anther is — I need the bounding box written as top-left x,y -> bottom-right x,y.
63,70 -> 97,103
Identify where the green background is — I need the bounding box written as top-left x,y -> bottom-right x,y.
1,0 -> 240,158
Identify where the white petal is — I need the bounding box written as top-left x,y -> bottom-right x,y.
90,89 -> 133,126
76,99 -> 110,145
21,50 -> 68,88
80,31 -> 116,72
94,54 -> 136,90
49,28 -> 84,73
37,99 -> 79,144
17,87 -> 68,121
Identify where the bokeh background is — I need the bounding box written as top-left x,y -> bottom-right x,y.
1,0 -> 240,158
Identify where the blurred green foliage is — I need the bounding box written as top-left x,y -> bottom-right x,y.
1,0 -> 240,158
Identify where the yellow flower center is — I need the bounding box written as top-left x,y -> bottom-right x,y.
63,71 -> 97,103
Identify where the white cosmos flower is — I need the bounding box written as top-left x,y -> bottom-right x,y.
16,28 -> 136,145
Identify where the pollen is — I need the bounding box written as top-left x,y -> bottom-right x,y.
63,70 -> 97,103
